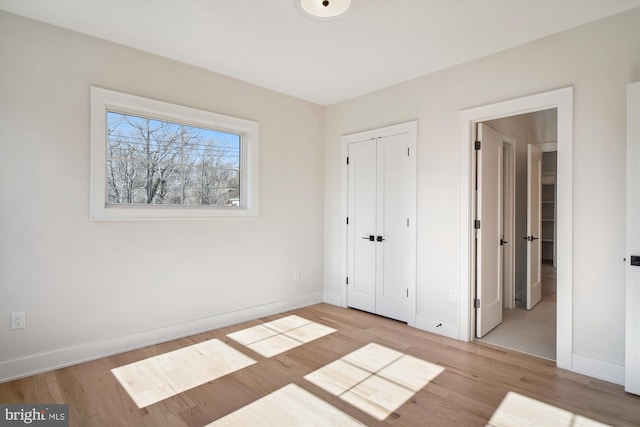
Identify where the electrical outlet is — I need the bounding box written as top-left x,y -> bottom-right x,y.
11,312 -> 26,330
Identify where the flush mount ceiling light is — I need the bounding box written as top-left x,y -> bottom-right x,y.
297,0 -> 352,20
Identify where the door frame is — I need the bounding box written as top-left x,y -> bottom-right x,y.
341,120 -> 418,326
459,87 -> 573,370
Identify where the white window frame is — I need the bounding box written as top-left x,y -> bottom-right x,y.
90,87 -> 259,220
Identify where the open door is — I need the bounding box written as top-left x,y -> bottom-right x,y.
626,82 -> 640,395
476,124 -> 504,338
526,144 -> 542,310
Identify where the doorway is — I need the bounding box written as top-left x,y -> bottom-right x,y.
476,110 -> 558,360
458,87 -> 573,370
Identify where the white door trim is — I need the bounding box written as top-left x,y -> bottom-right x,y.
458,87 -> 573,370
341,120 -> 418,326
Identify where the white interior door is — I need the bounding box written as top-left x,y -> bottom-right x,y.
346,126 -> 415,323
527,144 -> 542,310
376,134 -> 412,321
476,123 -> 504,338
626,82 -> 640,395
347,140 -> 377,313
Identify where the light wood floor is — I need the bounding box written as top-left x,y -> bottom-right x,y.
1,303 -> 639,426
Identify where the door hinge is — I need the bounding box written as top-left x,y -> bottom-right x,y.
474,298 -> 480,309
346,156 -> 349,165
407,147 -> 410,156
406,289 -> 409,297
346,277 -> 349,285
475,140 -> 481,150
474,220 -> 481,229
346,217 -> 349,225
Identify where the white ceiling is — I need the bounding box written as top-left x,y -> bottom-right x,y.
1,0 -> 639,105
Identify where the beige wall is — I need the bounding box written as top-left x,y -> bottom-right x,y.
0,12 -> 324,380
324,8 -> 640,378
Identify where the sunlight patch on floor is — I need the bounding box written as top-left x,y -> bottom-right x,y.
304,343 -> 444,421
205,383 -> 365,426
227,315 -> 336,357
487,391 -> 610,427
111,338 -> 256,408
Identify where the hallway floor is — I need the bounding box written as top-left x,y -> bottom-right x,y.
478,263 -> 557,360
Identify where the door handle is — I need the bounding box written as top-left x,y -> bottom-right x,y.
500,239 -> 508,246
362,235 -> 375,241
530,236 -> 539,241
376,236 -> 385,242
631,256 -> 640,266
523,236 -> 539,241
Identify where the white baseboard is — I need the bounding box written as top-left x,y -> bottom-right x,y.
572,353 -> 625,385
415,315 -> 458,340
322,292 -> 342,307
0,292 -> 322,383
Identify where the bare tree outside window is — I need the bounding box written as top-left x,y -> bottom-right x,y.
106,112 -> 241,207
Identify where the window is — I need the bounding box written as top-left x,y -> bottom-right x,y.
106,112 -> 241,206
90,87 -> 259,220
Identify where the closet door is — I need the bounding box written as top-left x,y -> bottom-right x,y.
347,139 -> 377,314
375,134 -> 412,321
346,128 -> 414,323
